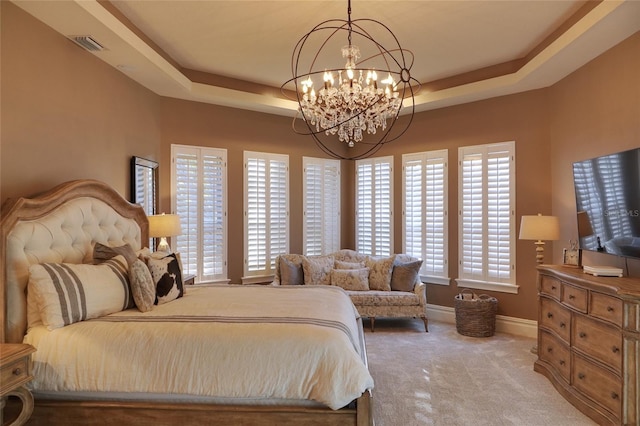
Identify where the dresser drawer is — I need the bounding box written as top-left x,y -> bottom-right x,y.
540,275 -> 561,300
0,356 -> 30,395
561,283 -> 588,312
539,330 -> 570,382
573,314 -> 622,372
540,297 -> 571,343
573,353 -> 622,419
590,292 -> 623,327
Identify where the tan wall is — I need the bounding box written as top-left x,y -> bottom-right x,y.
2,2 -> 638,320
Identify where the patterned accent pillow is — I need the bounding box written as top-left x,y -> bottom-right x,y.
280,256 -> 304,285
301,255 -> 335,285
365,255 -> 396,291
129,259 -> 156,312
28,255 -> 132,330
93,242 -> 138,265
331,268 -> 370,291
146,253 -> 184,305
390,259 -> 423,292
335,260 -> 365,270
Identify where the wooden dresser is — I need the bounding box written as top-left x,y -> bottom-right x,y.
535,265 -> 640,425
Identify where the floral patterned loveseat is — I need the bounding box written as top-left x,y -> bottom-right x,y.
271,249 -> 428,332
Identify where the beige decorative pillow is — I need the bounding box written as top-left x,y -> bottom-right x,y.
335,260 -> 365,270
390,259 -> 423,292
365,255 -> 396,291
280,256 -> 304,285
28,255 -> 131,330
129,259 -> 156,312
331,268 -> 370,291
302,255 -> 335,285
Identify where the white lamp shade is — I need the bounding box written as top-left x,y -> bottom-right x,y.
148,214 -> 182,238
519,214 -> 560,241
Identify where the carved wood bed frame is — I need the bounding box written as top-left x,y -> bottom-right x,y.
1,179 -> 373,426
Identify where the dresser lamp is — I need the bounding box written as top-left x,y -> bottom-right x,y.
148,213 -> 181,253
519,213 -> 560,264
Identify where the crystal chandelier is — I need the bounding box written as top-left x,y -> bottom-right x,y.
283,0 -> 418,160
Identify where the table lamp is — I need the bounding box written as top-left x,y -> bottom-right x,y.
519,213 -> 560,264
148,213 -> 181,253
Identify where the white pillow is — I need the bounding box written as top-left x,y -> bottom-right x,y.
28,255 -> 132,330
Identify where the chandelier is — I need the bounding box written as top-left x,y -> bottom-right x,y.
283,0 -> 419,160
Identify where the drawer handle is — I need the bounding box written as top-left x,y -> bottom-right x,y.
559,360 -> 565,366
607,306 -> 614,312
13,367 -> 22,376
612,346 -> 620,353
611,392 -> 619,400
547,312 -> 553,319
579,332 -> 586,338
578,373 -> 585,380
551,285 -> 556,290
569,295 -> 575,300
560,322 -> 566,329
547,347 -> 553,353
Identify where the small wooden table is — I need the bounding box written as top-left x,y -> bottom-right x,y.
1,344 -> 35,426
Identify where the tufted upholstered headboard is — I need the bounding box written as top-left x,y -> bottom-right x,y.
0,180 -> 149,343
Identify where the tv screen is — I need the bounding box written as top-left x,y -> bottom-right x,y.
573,148 -> 640,259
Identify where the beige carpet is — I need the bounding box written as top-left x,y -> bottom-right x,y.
363,318 -> 597,426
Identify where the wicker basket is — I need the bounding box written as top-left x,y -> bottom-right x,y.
454,289 -> 498,337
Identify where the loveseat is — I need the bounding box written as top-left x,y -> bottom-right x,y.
272,249 -> 428,332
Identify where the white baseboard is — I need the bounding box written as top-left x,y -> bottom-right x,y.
426,303 -> 538,339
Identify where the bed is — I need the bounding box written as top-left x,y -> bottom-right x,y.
0,179 -> 374,426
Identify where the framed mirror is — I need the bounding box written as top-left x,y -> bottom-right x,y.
130,156 -> 158,215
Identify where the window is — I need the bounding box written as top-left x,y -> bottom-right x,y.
402,150 -> 449,285
171,145 -> 227,284
244,151 -> 289,282
458,142 -> 516,293
303,157 -> 341,256
356,156 -> 393,256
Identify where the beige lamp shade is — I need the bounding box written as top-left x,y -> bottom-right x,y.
519,214 -> 560,241
148,214 -> 181,252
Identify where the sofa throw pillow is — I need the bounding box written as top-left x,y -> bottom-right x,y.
129,259 -> 156,312
28,255 -> 132,330
365,255 -> 396,291
302,255 -> 335,286
146,253 -> 184,305
335,260 -> 365,270
280,256 -> 304,285
390,259 -> 423,292
93,242 -> 138,266
331,268 -> 370,291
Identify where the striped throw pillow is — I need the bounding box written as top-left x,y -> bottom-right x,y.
28,255 -> 132,330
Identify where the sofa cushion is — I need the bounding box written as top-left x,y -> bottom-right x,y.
302,255 -> 335,286
365,255 -> 396,291
335,260 -> 365,270
280,256 -> 304,285
346,290 -> 420,307
331,268 -> 370,291
390,259 -> 423,292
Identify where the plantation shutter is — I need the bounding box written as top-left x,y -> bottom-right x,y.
244,152 -> 289,278
172,145 -> 227,283
303,157 -> 341,256
402,150 -> 448,280
356,156 -> 393,256
458,142 -> 515,286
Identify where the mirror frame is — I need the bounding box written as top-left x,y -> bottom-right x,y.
130,156 -> 158,215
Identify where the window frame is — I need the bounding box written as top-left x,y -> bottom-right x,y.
457,141 -> 517,294
402,149 -> 450,285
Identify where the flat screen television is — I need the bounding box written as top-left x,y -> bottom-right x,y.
573,148 -> 640,260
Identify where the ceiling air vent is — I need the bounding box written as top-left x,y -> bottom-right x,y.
70,36 -> 105,52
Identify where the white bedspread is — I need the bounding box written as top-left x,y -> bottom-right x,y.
23,285 -> 373,410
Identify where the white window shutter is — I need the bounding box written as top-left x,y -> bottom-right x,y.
303,157 -> 341,256
172,145 -> 227,284
356,156 -> 393,256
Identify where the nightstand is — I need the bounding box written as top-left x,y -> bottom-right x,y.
183,274 -> 196,285
1,344 -> 35,426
